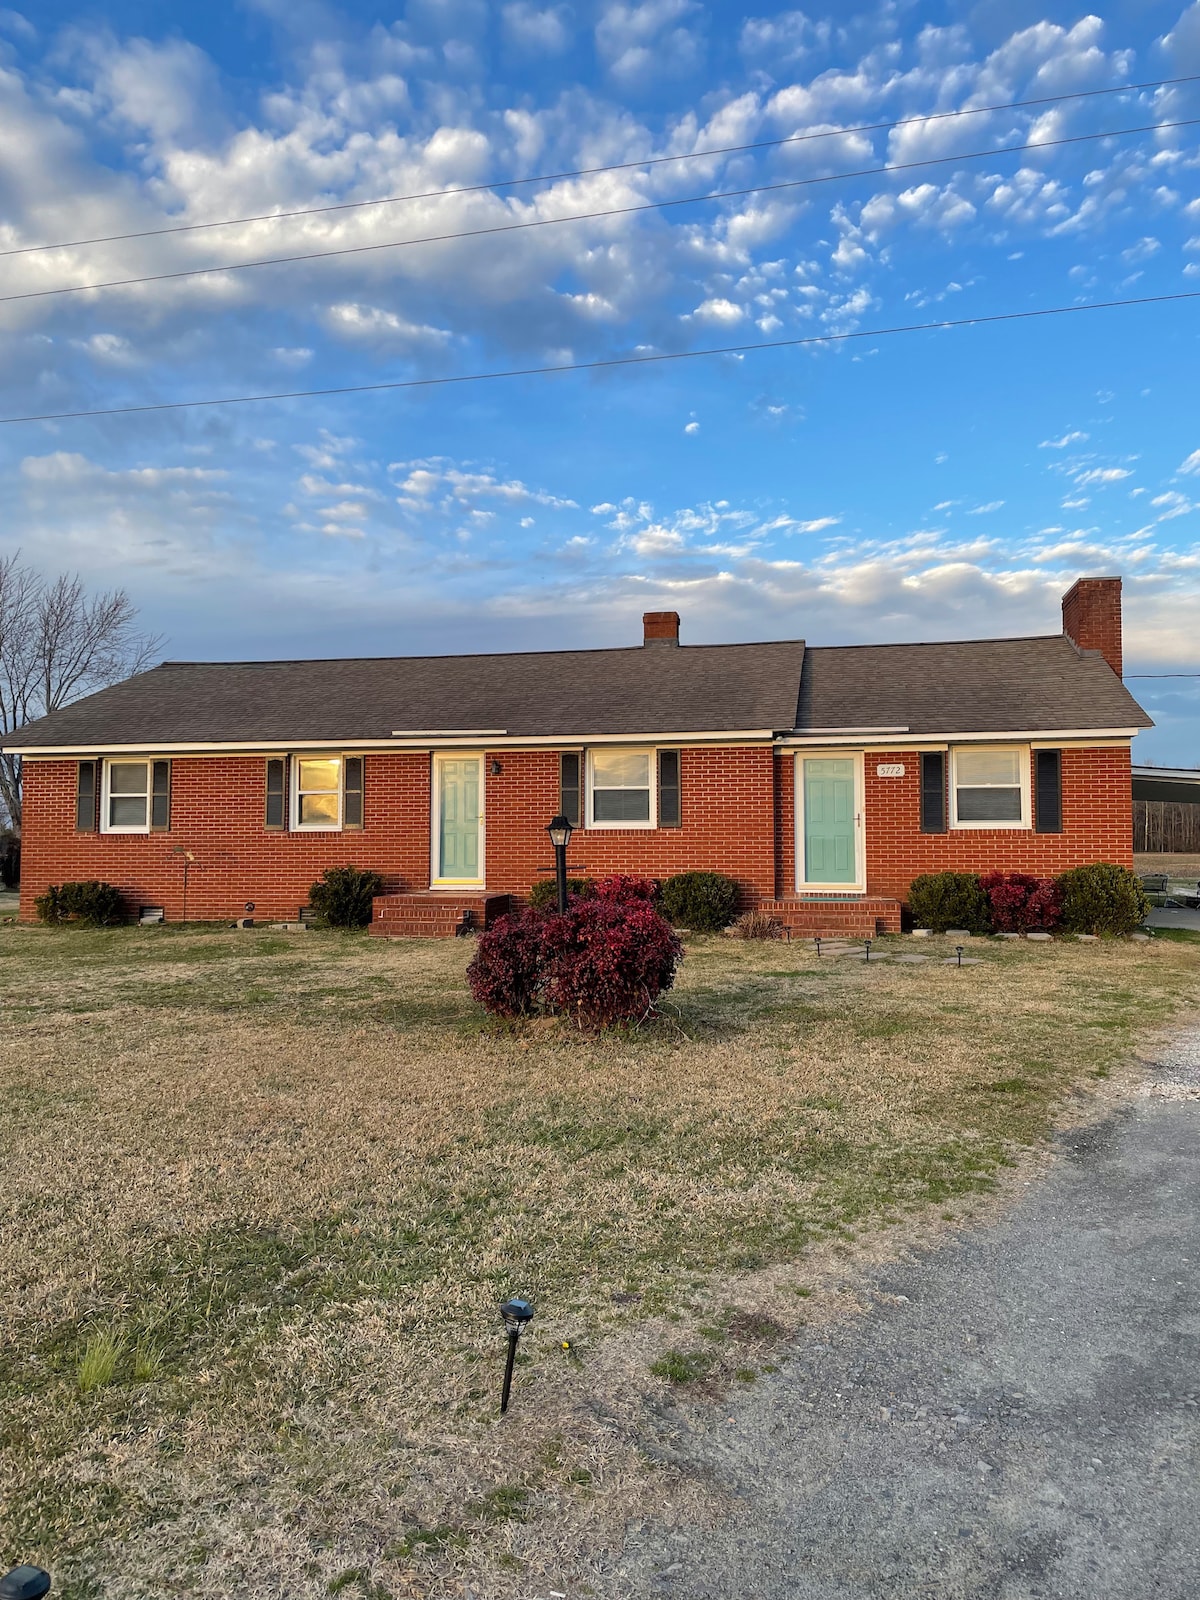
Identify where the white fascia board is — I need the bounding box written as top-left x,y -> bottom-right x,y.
777,728 -> 1141,748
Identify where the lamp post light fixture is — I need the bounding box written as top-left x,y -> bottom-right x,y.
814,936 -> 822,959
864,938 -> 872,963
955,944 -> 964,967
499,1297 -> 535,1416
0,1567 -> 52,1600
546,815 -> 573,913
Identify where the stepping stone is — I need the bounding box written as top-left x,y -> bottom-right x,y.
893,954 -> 931,964
995,932 -> 1022,940
946,929 -> 972,939
1130,932 -> 1151,942
944,956 -> 983,965
1076,934 -> 1099,942
1026,932 -> 1052,942
911,928 -> 933,937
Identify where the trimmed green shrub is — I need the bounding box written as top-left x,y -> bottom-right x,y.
528,876 -> 594,911
1057,862 -> 1149,936
907,871 -> 991,934
308,865 -> 385,929
660,871 -> 739,933
35,880 -> 126,927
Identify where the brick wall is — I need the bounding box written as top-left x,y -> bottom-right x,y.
19,746 -> 780,921
19,742 -> 1134,922
855,745 -> 1134,902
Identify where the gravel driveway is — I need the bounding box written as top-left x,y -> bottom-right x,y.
600,1029 -> 1200,1599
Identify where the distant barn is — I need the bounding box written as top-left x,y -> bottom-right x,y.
1133,766 -> 1200,854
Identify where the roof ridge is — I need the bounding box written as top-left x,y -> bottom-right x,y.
804,632 -> 1069,654
154,639 -> 806,669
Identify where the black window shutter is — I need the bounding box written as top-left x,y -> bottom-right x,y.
344,756 -> 364,829
658,749 -> 681,827
920,751 -> 946,833
150,760 -> 172,831
76,761 -> 98,833
560,751 -> 581,827
265,758 -> 287,830
1035,749 -> 1062,834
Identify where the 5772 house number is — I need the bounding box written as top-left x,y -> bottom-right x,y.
876,763 -> 906,778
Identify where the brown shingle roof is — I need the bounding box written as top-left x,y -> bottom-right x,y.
5,630 -> 1151,752
6,640 -> 807,748
797,635 -> 1151,735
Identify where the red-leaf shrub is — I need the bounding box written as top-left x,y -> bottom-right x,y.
591,873 -> 659,906
466,910 -> 547,1018
980,871 -> 1063,933
539,897 -> 683,1030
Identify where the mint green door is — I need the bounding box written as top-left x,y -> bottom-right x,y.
437,758 -> 481,881
802,758 -> 857,884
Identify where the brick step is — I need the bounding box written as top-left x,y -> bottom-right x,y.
369,892 -> 511,939
759,896 -> 902,938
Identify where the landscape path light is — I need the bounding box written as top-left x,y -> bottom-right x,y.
546,815 -> 573,914
0,1567 -> 52,1599
956,944 -> 964,967
499,1297 -> 535,1416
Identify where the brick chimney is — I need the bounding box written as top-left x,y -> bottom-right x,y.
643,610 -> 680,647
1062,576 -> 1122,678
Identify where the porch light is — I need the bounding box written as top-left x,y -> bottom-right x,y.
546,815 -> 573,913
499,1297 -> 535,1416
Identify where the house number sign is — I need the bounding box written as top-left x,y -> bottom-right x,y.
876,763 -> 906,778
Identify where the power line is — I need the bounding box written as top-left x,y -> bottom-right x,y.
4,117 -> 1196,308
1127,673 -> 1200,678
4,71 -> 1196,261
2,288 -> 1196,426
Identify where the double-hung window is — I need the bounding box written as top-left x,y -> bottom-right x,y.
292,757 -> 342,830
951,746 -> 1029,828
588,749 -> 654,828
288,755 -> 365,832
103,760 -> 151,832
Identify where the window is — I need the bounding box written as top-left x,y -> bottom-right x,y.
951,746 -> 1029,828
588,749 -> 654,827
102,760 -> 150,833
293,757 -> 343,830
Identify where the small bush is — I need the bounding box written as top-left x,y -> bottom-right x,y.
308,865 -> 384,928
466,909 -> 547,1018
541,897 -> 682,1029
35,880 -> 126,927
660,870 -> 739,933
1057,862 -> 1149,936
981,871 -> 1063,933
591,873 -> 659,905
528,876 -> 594,911
731,910 -> 784,940
907,871 -> 991,934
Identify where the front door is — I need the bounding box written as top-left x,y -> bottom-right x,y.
434,755 -> 483,884
801,757 -> 859,886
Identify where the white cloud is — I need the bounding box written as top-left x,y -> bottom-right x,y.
596,0 -> 703,86
1039,431 -> 1089,449
1178,450 -> 1200,475
391,458 -> 578,511
684,420 -> 700,435
690,297 -> 745,324
1073,467 -> 1133,488
501,3 -> 571,53
968,501 -> 1005,515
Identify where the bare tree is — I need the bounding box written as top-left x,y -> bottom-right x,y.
0,554 -> 163,832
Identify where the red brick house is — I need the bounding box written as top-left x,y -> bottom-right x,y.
6,576 -> 1150,937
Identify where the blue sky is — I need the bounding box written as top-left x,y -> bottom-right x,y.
1,0 -> 1198,761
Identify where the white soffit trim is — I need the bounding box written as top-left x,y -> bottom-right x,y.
777,727 -> 1141,747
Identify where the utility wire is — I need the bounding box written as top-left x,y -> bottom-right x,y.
3,71 -> 1196,260
1126,673 -> 1200,678
2,288 -> 1196,426
4,117 -> 1196,308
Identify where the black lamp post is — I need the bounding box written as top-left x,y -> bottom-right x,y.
0,1567 -> 52,1599
499,1297 -> 535,1415
546,815 -> 573,913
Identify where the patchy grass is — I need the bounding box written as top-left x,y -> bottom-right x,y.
0,923 -> 1196,1597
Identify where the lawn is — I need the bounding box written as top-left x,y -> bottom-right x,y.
0,922 -> 1197,1599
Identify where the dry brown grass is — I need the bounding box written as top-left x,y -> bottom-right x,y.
1135,852 -> 1200,881
0,923 -> 1197,1599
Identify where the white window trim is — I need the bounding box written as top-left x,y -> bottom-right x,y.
431,751 -> 486,887
950,744 -> 1032,831
100,758 -> 151,835
586,747 -> 657,831
290,754 -> 345,833
795,750 -> 866,893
